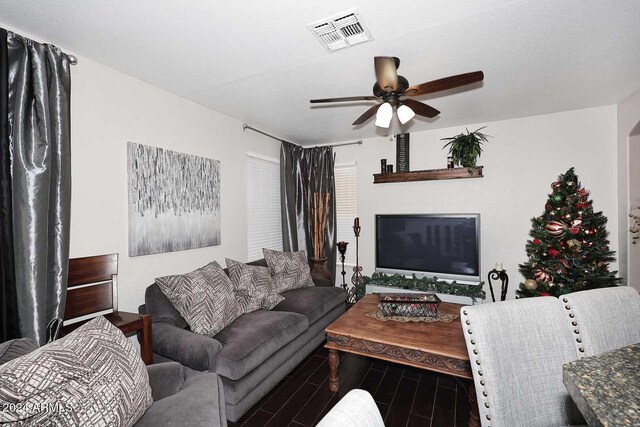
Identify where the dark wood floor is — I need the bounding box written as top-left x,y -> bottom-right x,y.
228,343 -> 472,427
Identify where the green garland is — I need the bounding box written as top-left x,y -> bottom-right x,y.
362,272 -> 486,303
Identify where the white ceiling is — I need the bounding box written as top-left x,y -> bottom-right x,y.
2,0 -> 640,145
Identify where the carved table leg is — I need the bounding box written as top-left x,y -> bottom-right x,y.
468,380 -> 481,427
328,348 -> 340,392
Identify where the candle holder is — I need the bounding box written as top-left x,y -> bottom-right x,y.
487,268 -> 509,302
350,218 -> 364,306
337,241 -> 350,297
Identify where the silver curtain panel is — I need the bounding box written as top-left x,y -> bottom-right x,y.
280,141 -> 336,282
6,31 -> 71,345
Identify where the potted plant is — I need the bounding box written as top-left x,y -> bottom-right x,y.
441,126 -> 491,173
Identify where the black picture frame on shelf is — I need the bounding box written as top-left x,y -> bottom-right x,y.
396,133 -> 410,173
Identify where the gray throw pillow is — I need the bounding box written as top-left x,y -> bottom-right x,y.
226,258 -> 284,313
0,316 -> 152,426
263,248 -> 315,294
156,261 -> 240,337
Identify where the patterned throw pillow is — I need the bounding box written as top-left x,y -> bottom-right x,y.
156,261 -> 240,337
0,316 -> 152,426
263,248 -> 315,294
226,258 -> 284,313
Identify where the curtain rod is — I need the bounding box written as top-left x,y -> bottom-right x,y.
242,123 -> 292,144
242,123 -> 362,148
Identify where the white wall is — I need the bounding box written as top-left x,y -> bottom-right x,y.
617,88 -> 640,290
334,106 -> 619,300
627,135 -> 640,290
69,56 -> 279,312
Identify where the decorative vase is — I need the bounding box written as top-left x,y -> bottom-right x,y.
310,257 -> 332,281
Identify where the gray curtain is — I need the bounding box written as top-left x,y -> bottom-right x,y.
5,31 -> 71,345
280,141 -> 336,282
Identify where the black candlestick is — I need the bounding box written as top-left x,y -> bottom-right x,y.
337,241 -> 348,289
351,219 -> 364,305
487,269 -> 509,302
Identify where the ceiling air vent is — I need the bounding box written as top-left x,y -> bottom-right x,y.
308,9 -> 373,52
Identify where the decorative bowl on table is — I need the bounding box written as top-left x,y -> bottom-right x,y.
378,293 -> 441,318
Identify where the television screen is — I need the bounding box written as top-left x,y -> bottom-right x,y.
375,214 -> 480,281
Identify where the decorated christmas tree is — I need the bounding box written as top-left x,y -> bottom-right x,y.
517,168 -> 620,298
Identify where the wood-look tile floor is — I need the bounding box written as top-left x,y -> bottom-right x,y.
228,343 -> 472,427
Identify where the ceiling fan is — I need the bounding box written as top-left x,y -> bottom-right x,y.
310,57 -> 484,128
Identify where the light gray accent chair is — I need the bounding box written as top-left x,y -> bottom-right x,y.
316,389 -> 385,427
460,297 -> 585,427
561,286 -> 640,357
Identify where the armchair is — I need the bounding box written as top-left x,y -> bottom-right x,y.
460,297 -> 585,426
316,389 -> 384,427
562,286 -> 640,357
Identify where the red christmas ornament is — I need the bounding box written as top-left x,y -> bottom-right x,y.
546,220 -> 567,237
569,218 -> 582,235
540,292 -> 551,297
535,270 -> 553,282
533,239 -> 541,245
547,248 -> 560,257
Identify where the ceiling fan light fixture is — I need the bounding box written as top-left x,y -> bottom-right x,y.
375,102 -> 393,128
397,104 -> 415,124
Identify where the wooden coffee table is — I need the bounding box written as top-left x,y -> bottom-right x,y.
325,294 -> 480,427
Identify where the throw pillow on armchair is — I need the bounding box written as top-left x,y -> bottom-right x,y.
0,316 -> 152,426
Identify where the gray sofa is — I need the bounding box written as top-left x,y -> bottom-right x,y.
139,259 -> 346,422
0,338 -> 227,427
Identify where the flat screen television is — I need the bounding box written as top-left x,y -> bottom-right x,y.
375,214 -> 480,282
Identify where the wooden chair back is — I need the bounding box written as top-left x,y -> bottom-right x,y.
63,253 -> 118,326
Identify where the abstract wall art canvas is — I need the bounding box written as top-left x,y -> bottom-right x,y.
127,142 -> 221,256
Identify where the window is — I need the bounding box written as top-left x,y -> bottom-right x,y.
335,162 -> 357,265
246,153 -> 282,261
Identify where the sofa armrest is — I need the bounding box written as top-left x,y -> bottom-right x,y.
136,368 -> 226,427
152,322 -> 222,372
0,338 -> 38,365
146,362 -> 185,401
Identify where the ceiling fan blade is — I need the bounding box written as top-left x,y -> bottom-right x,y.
405,71 -> 484,96
402,99 -> 440,118
352,104 -> 381,125
310,96 -> 378,103
374,57 -> 399,92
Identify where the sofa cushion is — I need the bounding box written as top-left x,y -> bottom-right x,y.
0,316 -> 152,426
263,248 -> 314,293
274,286 -> 346,324
146,283 -> 188,329
0,338 -> 38,366
226,258 -> 284,313
213,309 -> 308,380
156,261 -> 241,337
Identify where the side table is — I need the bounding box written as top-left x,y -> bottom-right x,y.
61,311 -> 152,365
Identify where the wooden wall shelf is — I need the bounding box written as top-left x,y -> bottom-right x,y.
373,166 -> 483,184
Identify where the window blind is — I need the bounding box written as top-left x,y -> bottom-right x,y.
246,153 -> 283,261
335,163 -> 357,265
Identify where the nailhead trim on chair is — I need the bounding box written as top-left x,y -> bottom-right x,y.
461,308 -> 491,426
561,297 -> 585,358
